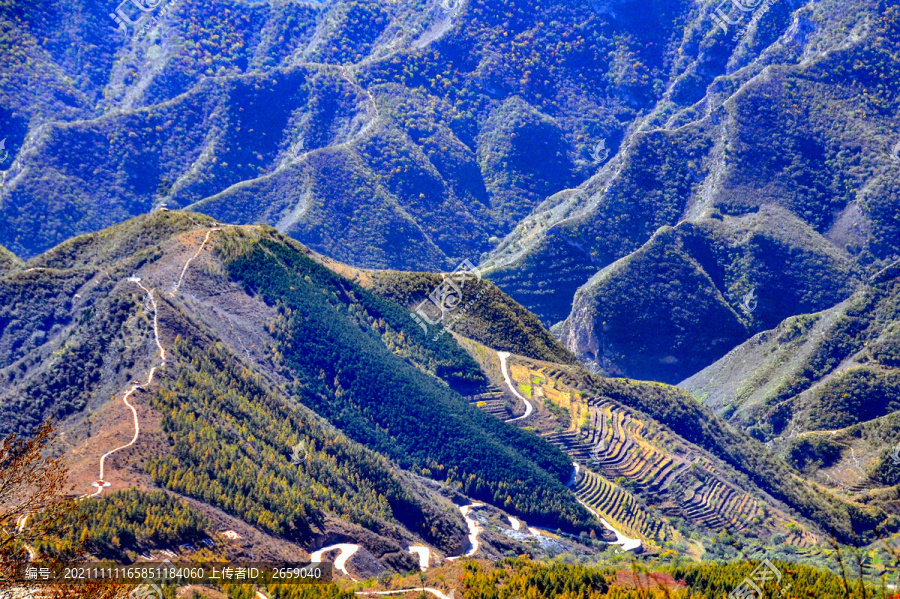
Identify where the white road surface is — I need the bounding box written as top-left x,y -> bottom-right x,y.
407,545 -> 430,570
445,502 -> 485,561
499,351 -> 533,422
173,228 -> 220,293
577,498 -> 642,552
311,543 -> 360,580
89,280 -> 166,497
569,461 -> 641,552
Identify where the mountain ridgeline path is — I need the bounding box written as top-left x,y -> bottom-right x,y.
69,221 -> 639,588
85,277 -> 166,498
83,224 -> 235,498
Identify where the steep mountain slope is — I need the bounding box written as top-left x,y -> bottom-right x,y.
4,0 -> 898,393
681,263 -> 900,520
0,211 -> 613,575
0,243 -> 21,275
3,211 -> 887,571
0,0 -> 696,264
555,206 -> 861,382
682,263 -> 900,435
328,265 -> 578,365
457,340 -> 889,557
482,0 -> 900,380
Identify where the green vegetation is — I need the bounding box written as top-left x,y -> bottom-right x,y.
558,208 -> 860,383
456,558 -> 608,599
382,557 -> 890,599
366,270 -> 576,364
573,373 -> 889,542
0,273 -> 144,435
686,272 -> 900,460
575,469 -> 663,542
149,336 -> 458,547
220,231 -> 597,531
786,437 -> 845,474
765,278 -> 900,429
0,244 -> 21,275
808,367 -> 900,429
37,489 -> 208,559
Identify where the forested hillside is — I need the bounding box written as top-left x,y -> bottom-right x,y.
5,0 -> 900,596
0,213 -> 606,575
683,263 -> 900,516
3,0 -> 898,389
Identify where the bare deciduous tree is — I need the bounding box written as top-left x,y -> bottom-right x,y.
0,421 -> 132,598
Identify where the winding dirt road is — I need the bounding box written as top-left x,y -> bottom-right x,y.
498,353 -> 641,553
498,351 -> 533,422
173,228 -> 218,293
313,503 -> 485,578
88,278 -> 165,498
577,498 -> 641,552
445,502 -> 485,561
568,461 -> 641,551
311,544 -> 360,581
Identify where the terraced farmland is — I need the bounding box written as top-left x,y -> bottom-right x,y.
497,356 -> 766,539
677,475 -> 757,531
457,345 -> 815,548
581,397 -> 758,534
466,385 -> 512,418
574,468 -> 667,542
